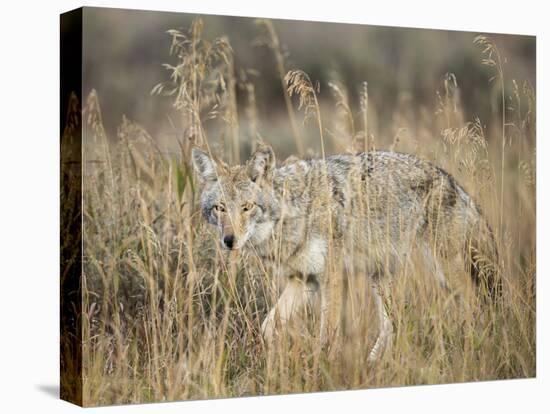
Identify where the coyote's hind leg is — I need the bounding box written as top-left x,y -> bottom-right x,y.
368,283 -> 393,362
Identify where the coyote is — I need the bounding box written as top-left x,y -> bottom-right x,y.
192,143 -> 500,361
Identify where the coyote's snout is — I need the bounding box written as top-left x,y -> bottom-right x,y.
192,144 -> 500,361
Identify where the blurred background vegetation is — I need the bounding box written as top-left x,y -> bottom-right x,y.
83,7 -> 535,158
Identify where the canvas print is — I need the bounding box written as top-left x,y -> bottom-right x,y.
60,7 -> 536,407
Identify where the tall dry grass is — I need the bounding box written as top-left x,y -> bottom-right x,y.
74,20 -> 535,406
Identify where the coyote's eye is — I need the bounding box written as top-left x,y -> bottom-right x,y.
242,202 -> 255,212
213,204 -> 226,213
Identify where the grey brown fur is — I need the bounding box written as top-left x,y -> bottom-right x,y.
192,144 -> 500,360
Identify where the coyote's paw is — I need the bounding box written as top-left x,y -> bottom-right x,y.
367,319 -> 393,363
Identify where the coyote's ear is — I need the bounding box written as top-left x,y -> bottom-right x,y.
191,148 -> 217,183
248,144 -> 275,183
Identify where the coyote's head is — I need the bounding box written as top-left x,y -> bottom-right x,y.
191,144 -> 280,250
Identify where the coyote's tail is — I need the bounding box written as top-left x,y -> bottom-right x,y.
466,211 -> 502,299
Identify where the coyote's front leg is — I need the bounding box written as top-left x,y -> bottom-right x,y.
261,276 -> 312,341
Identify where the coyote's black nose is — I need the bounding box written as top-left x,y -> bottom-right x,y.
223,235 -> 235,249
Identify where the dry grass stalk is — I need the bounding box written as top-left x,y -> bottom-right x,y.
285,69 -> 326,159
474,35 -> 507,240
256,19 -> 305,155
